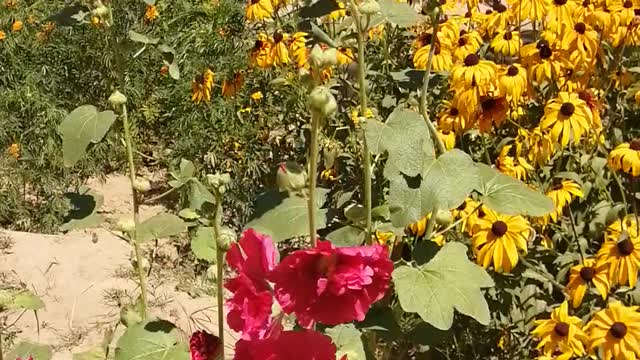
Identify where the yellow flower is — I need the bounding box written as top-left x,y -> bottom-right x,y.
438,100 -> 471,133
508,0 -> 550,21
7,143 -> 20,159
450,54 -> 498,93
413,44 -> 453,72
522,41 -> 567,84
451,198 -> 480,233
537,180 -> 583,224
495,145 -> 534,180
326,1 -> 346,21
478,96 -> 508,132
531,301 -> 588,359
407,216 -> 427,237
289,32 -> 308,68
90,16 -> 102,27
437,128 -> 456,150
540,92 -> 593,148
251,34 -> 274,69
246,0 -> 273,22
320,167 -> 337,181
250,91 -> 263,101
3,0 -> 16,9
271,32 -> 290,66
585,301 -> 640,360
191,71 -> 213,104
561,22 -> 599,63
483,4 -> 514,37
490,31 -> 522,57
499,64 -> 527,105
547,0 -> 578,29
565,258 -> 609,308
0,31 -> 6,41
144,4 -> 159,23
608,139 -> 640,176
471,207 -> 531,272
11,20 -> 23,32
597,218 -> 640,287
222,71 -> 244,98
336,47 -> 354,65
374,230 -> 395,246
451,30 -> 483,62
350,108 -> 374,126
635,90 -> 640,106
526,127 -> 556,167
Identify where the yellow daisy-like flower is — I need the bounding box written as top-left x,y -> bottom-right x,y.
413,44 -> 453,72
547,0 -> 578,30
320,167 -> 337,181
336,47 -> 354,65
289,32 -> 308,68
597,219 -> 640,287
246,0 -> 273,22
11,20 -> 23,32
438,101 -> 471,133
531,301 -> 588,359
437,128 -> 456,150
374,230 -> 395,246
499,64 -> 528,105
144,4 -> 159,23
452,30 -> 484,62
565,258 -> 609,309
7,143 -> 20,159
491,30 -> 522,57
450,54 -> 498,92
508,0 -> 550,21
611,0 -> 637,26
585,301 -> 640,360
561,22 -> 599,63
452,198 -> 480,233
326,1 -> 346,21
483,4 -> 514,37
545,180 -> 584,222
407,216 -> 427,237
471,208 -> 531,272
191,69 -> 214,104
271,32 -> 290,67
0,30 -> 6,41
522,41 -> 567,84
608,139 -> 640,176
250,91 -> 263,101
452,85 -> 481,119
4,0 -> 16,9
527,127 -> 556,167
495,145 -> 534,180
251,34 -> 273,69
540,92 -> 593,148
478,96 -> 508,132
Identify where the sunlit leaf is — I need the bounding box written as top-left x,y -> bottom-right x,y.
326,225 -> 365,247
10,290 -> 45,310
114,319 -> 189,360
325,324 -> 366,360
191,226 -> 216,262
128,30 -> 159,44
8,342 -> 52,360
136,213 -> 187,242
378,0 -> 424,27
59,105 -> 116,167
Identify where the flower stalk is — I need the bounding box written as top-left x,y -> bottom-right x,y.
308,112 -> 321,247
212,189 -> 226,360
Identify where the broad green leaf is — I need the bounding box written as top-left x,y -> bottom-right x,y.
378,0 -> 423,27
245,189 -> 329,243
136,213 -> 186,242
188,179 -> 216,211
114,319 -> 189,360
393,242 -> 494,330
325,324 -> 366,360
191,227 -> 216,262
73,347 -> 106,360
59,105 -> 116,167
128,30 -> 159,44
157,44 -> 175,54
389,150 -> 477,227
475,164 -> 554,216
178,208 -> 199,220
0,289 -> 13,309
362,119 -> 387,155
7,342 -> 52,360
10,290 -> 45,310
169,62 -> 180,80
326,225 -> 365,247
382,108 -> 434,178
61,186 -> 105,231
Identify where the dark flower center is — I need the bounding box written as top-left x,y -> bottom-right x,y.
419,33 -> 433,46
580,266 -> 595,281
617,239 -> 634,255
554,322 -> 570,337
537,39 -> 550,49
554,0 -> 567,5
478,209 -> 486,218
582,0 -> 590,6
485,9 -> 493,14
630,139 -> 640,151
464,54 -> 480,66
635,8 -> 640,15
457,201 -> 467,210
251,0 -> 260,4
496,3 -> 507,12
442,129 -> 450,135
574,22 -> 586,34
560,102 -> 575,116
458,37 -> 468,46
440,0 -> 447,5
539,46 -> 553,59
507,66 -> 519,76
465,11 -> 472,17
273,32 -> 283,43
254,40 -> 263,49
434,45 -> 441,55
610,322 -> 628,339
503,31 -> 513,40
491,220 -> 508,236
460,30 -> 467,36
482,98 -> 498,111
624,0 -> 633,8
450,107 -> 459,116
578,90 -> 591,103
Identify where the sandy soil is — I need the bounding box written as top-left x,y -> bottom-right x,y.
1,175 -> 237,359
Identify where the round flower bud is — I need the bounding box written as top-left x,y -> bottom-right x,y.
206,173 -> 222,189
276,161 -> 307,193
132,177 -> 151,193
216,226 -> 236,251
359,0 -> 381,15
322,48 -> 339,67
308,86 -> 337,118
130,251 -> 150,272
434,210 -> 453,226
322,94 -> 338,117
309,44 -> 325,68
116,217 -> 136,233
108,90 -> 127,107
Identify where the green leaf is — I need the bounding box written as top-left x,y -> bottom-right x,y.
389,150 -> 478,227
362,119 -> 387,155
325,324 -> 366,360
245,189 -> 329,242
7,342 -> 52,360
309,22 -> 338,48
128,30 -> 159,44
144,0 -> 157,5
178,208 -> 199,220
378,0 -> 424,27
381,108 -> 434,178
10,290 -> 45,310
393,242 -> 494,330
168,62 -> 180,80
114,319 -> 189,360
188,179 -> 216,211
61,186 -> 105,231
326,226 -> 365,247
475,164 -> 554,216
191,227 -> 216,262
73,347 -> 106,360
157,44 -> 175,54
136,213 -> 187,242
59,105 -> 116,167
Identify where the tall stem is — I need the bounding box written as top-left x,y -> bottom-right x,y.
212,191 -> 225,360
418,8 -> 446,156
308,113 -> 320,247
351,1 -> 373,242
121,104 -> 148,319
0,328 -> 4,360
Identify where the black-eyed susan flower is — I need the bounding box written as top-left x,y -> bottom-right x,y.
250,91 -> 263,101
0,30 -> 6,41
540,92 -> 593,148
374,230 -> 395,246
499,64 -> 528,105
452,198 -> 481,232
407,216 -> 427,237
7,143 -> 19,159
527,127 -> 557,167
222,71 -> 244,98
452,30 -> 484,62
565,258 -> 609,308
11,20 -> 23,32
585,301 -> 640,360
413,44 -> 453,72
466,204 -> 489,235
437,128 -> 456,150
522,40 -> 568,84
483,4 -> 514,36
471,208 -> 531,272
450,54 -> 498,92
608,139 -> 640,176
597,219 -> 640,287
289,32 -> 308,68
251,34 -> 273,69
438,101 -> 472,133
271,32 -> 290,66
557,67 -> 590,92
320,167 -> 337,181
478,96 -> 508,132
491,30 -> 522,57
326,1 -> 346,21
531,301 -> 588,359
495,144 -> 534,180
508,0 -> 550,21
191,69 -> 214,104
246,0 -> 273,22
542,180 -> 584,223
144,4 -> 159,23
547,0 -> 578,29
336,47 -> 354,65
611,0 -> 637,26
452,85 -> 481,119
561,22 -> 599,63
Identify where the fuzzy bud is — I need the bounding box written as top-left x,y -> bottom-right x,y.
217,226 -> 236,251
309,44 -> 325,68
359,0 -> 381,15
108,90 -> 127,107
116,217 -> 136,233
308,86 -> 337,118
276,161 -> 307,193
434,210 -> 453,226
132,177 -> 151,193
322,48 -> 339,67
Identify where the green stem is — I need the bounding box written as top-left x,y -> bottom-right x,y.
0,328 -> 4,360
520,258 -> 566,293
567,207 -> 586,261
418,8 -> 446,156
121,104 -> 148,319
612,170 -> 629,217
212,190 -> 225,359
424,206 -> 438,241
308,113 -> 320,247
432,203 -> 482,237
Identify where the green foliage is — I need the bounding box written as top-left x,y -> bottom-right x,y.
61,186 -> 105,231
190,226 -> 216,262
9,290 -> 45,311
325,324 -> 366,360
393,242 -> 494,330
377,0 -> 424,27
135,213 -> 187,243
114,319 -> 189,360
59,105 -> 116,167
326,225 -> 365,247
7,342 -> 52,360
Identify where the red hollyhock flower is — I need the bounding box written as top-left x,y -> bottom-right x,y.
225,272 -> 274,340
189,330 -> 220,360
269,240 -> 393,328
234,330 -> 337,360
226,228 -> 277,283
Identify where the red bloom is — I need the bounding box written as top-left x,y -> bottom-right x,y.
226,228 -> 277,283
234,330 -> 337,360
225,272 -> 274,340
269,241 -> 393,328
189,330 -> 220,360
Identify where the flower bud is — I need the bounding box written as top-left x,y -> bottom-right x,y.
322,95 -> 338,117
116,217 -> 136,233
276,161 -> 307,193
108,90 -> 127,107
322,48 -> 338,67
434,210 -> 453,226
309,44 -> 325,68
217,226 -> 236,251
308,86 -> 337,118
130,251 -> 150,272
359,0 -> 381,15
132,177 -> 151,193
